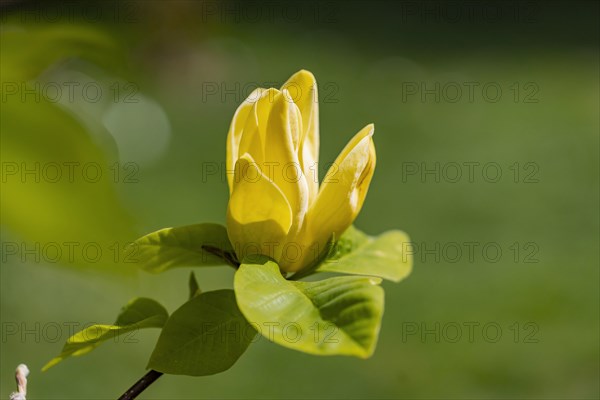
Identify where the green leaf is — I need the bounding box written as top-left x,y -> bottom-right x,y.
0,24 -> 124,82
325,226 -> 370,258
314,226 -> 413,282
148,290 -> 256,376
189,271 -> 201,299
43,298 -> 168,371
1,25 -> 137,269
2,97 -> 138,265
133,224 -> 236,273
234,256 -> 384,358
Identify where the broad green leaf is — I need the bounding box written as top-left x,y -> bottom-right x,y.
1,97 -> 137,263
148,290 -> 256,376
43,298 -> 168,371
133,224 -> 236,273
189,271 -> 201,299
234,256 -> 384,358
1,24 -> 124,82
325,226 -> 370,258
1,25 -> 137,268
314,227 -> 413,282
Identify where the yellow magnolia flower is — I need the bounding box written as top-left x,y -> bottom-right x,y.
226,70 -> 376,272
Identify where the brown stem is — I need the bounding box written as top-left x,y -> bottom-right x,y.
201,245 -> 240,268
117,369 -> 163,400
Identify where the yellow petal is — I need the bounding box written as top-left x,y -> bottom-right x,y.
226,88 -> 265,192
303,124 -> 376,254
264,90 -> 309,230
227,154 -> 293,262
238,88 -> 279,167
281,70 -> 319,204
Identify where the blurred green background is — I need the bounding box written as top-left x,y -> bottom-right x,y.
1,0 -> 598,398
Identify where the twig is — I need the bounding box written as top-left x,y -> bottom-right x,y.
201,245 -> 240,268
117,369 -> 163,400
117,246 -> 238,399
